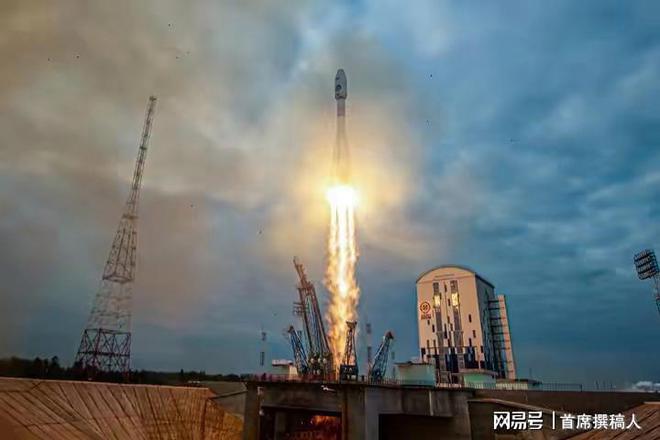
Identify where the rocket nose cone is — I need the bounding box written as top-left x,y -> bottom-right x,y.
335,69 -> 347,100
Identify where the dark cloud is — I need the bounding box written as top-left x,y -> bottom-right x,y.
1,0 -> 659,386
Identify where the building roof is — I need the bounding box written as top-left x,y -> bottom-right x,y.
0,377 -> 242,439
568,401 -> 660,439
416,264 -> 495,288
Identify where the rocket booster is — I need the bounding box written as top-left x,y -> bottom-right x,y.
333,69 -> 350,184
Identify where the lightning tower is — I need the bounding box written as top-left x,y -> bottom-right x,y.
75,96 -> 157,375
365,321 -> 373,365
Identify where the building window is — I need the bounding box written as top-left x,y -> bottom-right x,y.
426,339 -> 430,348
427,320 -> 430,326
432,325 -> 435,333
433,282 -> 439,294
421,348 -> 426,356
468,314 -> 472,323
444,283 -> 447,293
468,338 -> 472,347
480,346 -> 484,353
447,299 -> 451,306
450,280 -> 458,293
473,329 -> 476,338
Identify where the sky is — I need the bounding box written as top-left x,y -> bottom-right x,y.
1,0 -> 659,387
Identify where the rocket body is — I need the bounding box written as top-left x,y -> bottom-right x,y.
335,68 -> 347,100
333,69 -> 350,184
325,69 -> 360,368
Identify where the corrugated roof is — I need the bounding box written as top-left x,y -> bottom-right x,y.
568,402 -> 660,440
0,377 -> 242,439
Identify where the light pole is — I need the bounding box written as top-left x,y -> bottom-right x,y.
633,249 -> 660,316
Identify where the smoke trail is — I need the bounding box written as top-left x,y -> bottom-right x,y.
325,184 -> 359,365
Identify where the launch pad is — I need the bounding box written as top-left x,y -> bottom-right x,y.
243,379 -> 474,439
243,378 -> 660,440
285,69 -> 395,389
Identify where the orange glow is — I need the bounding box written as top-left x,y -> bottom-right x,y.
309,415 -> 341,438
324,184 -> 360,365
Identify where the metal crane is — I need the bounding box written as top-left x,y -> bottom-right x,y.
292,257 -> 333,377
368,331 -> 394,383
287,325 -> 309,376
339,321 -> 358,381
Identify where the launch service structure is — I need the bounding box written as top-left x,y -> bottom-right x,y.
291,257 -> 334,378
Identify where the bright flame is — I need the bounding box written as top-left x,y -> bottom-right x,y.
309,415 -> 341,435
324,184 -> 360,365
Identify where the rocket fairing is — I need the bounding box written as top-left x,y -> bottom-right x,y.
335,69 -> 347,101
333,69 -> 350,184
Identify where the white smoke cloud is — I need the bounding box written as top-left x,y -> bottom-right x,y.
0,0 -> 443,369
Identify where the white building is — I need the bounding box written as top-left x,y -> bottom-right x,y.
271,359 -> 297,379
395,360 -> 436,387
416,265 -> 516,384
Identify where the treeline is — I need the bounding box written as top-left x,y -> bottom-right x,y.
0,356 -> 245,385
0,356 -> 67,379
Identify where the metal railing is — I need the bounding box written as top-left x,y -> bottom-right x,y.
247,374 -> 586,391
466,382 -> 584,392
247,373 -> 436,387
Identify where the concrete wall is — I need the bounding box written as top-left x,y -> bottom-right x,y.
203,381 -> 247,416
379,415 -> 462,440
243,380 -> 660,440
242,381 -> 473,440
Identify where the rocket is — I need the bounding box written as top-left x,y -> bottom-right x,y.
335,68 -> 347,101
333,69 -> 350,184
